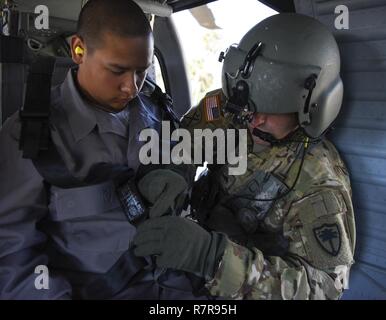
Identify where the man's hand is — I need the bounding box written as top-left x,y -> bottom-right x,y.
133,216 -> 227,279
137,169 -> 188,218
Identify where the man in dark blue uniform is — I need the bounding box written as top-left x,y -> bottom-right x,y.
0,0 -> 199,299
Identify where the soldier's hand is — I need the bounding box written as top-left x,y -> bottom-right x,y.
133,216 -> 228,279
137,169 -> 188,218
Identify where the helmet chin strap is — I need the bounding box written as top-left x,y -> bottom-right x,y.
252,126 -> 323,148
251,128 -> 280,145
252,127 -> 302,147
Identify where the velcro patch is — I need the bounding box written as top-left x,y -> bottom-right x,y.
313,223 -> 341,256
204,93 -> 221,122
286,190 -> 354,269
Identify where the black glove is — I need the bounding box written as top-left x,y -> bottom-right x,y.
137,169 -> 188,218
133,216 -> 227,279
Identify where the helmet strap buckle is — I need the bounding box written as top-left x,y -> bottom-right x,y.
224,80 -> 250,125
301,74 -> 318,126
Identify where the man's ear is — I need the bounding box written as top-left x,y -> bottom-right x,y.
71,35 -> 86,64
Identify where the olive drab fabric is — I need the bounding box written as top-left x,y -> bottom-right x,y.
181,91 -> 355,300
181,89 -> 255,153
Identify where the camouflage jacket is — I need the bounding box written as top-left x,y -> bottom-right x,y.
181,90 -> 356,300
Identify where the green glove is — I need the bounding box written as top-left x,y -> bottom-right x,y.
137,169 -> 188,218
133,216 -> 228,279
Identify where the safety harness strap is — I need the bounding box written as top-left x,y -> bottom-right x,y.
0,35 -> 24,63
19,55 -> 56,159
145,77 -> 181,128
0,35 -> 28,124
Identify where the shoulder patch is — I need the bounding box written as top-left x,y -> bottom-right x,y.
203,93 -> 222,122
286,190 -> 354,269
313,223 -> 341,256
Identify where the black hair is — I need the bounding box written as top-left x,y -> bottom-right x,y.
77,0 -> 152,51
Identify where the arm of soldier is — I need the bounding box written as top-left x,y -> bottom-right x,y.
180,89 -> 231,167
180,89 -> 228,132
0,114 -> 72,299
205,190 -> 355,300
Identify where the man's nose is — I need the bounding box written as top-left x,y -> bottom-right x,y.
120,73 -> 138,98
251,113 -> 267,127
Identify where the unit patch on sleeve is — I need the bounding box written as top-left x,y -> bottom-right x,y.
313,223 -> 341,256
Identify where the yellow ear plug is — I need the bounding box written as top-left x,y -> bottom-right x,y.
75,46 -> 84,55
304,137 -> 310,149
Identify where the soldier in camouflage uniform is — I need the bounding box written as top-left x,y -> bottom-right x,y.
133,13 -> 356,300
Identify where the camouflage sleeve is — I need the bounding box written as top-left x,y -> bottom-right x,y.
206,189 -> 355,300
180,89 -> 229,133
180,89 -> 241,169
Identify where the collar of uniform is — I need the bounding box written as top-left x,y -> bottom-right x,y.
127,93 -> 161,140
270,141 -> 303,179
60,69 -> 98,142
92,106 -> 129,138
110,93 -> 160,141
250,140 -> 302,173
125,93 -> 162,172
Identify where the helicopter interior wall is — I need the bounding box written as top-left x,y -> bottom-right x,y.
295,0 -> 386,299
